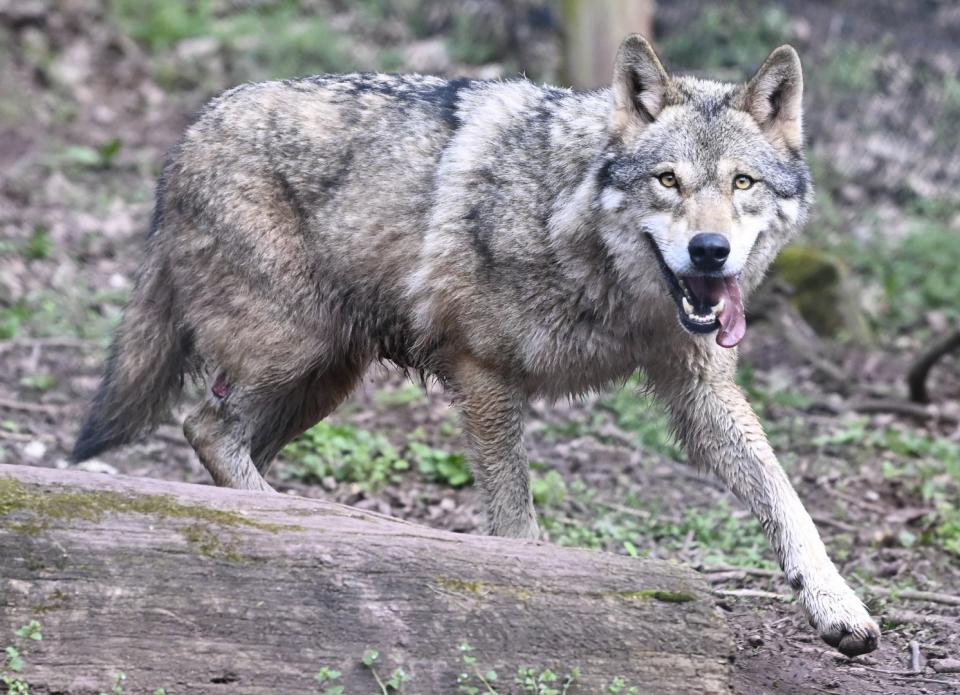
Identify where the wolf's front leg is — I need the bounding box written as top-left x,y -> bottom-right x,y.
648,353 -> 880,656
450,357 -> 539,540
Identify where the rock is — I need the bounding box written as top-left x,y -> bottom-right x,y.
929,658 -> 960,673
74,460 -> 119,475
747,635 -> 764,648
766,244 -> 872,343
22,440 -> 45,460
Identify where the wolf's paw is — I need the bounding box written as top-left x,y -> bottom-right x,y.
818,617 -> 881,657
802,584 -> 881,656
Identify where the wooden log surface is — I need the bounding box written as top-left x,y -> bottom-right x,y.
0,464 -> 733,694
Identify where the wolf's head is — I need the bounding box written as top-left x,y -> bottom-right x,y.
596,36 -> 812,348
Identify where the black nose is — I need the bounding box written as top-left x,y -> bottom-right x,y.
688,233 -> 730,272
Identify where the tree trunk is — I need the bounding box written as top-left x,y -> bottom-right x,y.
0,464 -> 732,694
561,0 -> 656,88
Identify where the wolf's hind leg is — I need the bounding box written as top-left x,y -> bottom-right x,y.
648,353 -> 880,657
250,360 -> 368,474
450,357 -> 538,540
184,381 -> 276,492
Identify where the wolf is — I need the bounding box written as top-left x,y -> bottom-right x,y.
73,35 -> 879,655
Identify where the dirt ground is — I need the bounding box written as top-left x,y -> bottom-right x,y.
1,2 -> 959,693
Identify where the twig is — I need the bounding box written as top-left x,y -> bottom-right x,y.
706,571 -> 747,584
910,640 -> 922,674
885,609 -> 959,628
704,564 -> 960,606
700,564 -> 780,578
908,327 -> 960,403
811,513 -> 858,534
843,664 -> 923,676
0,430 -> 39,442
813,396 -> 959,425
595,500 -> 651,519
0,337 -> 96,353
770,302 -> 850,388
0,398 -> 70,414
887,675 -> 958,687
713,588 -> 790,601
869,586 -> 960,607
848,397 -> 959,425
824,487 -> 887,515
845,663 -> 960,687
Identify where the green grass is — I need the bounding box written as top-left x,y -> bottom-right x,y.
282,421 -> 470,489
820,42 -> 882,94
599,380 -> 683,460
108,0 -> 215,50
869,223 -> 960,330
108,0 -> 352,84
281,421 -> 410,487
374,383 -> 427,408
817,416 -> 960,554
447,12 -> 501,66
535,475 -> 773,568
21,226 -> 52,260
543,376 -> 683,461
660,3 -> 791,72
805,193 -> 960,338
0,287 -> 124,342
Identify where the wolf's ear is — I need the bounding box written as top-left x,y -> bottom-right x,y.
610,35 -> 669,136
743,45 -> 804,151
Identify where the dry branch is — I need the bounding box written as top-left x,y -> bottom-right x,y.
908,328 -> 960,403
0,464 -> 733,695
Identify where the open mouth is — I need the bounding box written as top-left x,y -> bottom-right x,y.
645,235 -> 747,348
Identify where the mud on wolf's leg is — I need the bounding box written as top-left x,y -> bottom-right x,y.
183,373 -> 275,493
647,353 -> 880,657
450,357 -> 539,540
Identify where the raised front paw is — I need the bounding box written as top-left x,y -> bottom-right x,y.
801,584 -> 881,656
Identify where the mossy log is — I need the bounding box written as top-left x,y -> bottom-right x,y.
0,464 -> 733,694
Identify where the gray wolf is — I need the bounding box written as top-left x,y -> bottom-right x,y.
73,35 -> 880,655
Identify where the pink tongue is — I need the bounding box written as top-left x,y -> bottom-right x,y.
715,276 -> 745,348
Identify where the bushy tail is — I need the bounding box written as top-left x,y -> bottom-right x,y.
73,259 -> 188,462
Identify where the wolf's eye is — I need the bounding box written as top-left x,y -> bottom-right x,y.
734,174 -> 754,190
657,172 -> 678,188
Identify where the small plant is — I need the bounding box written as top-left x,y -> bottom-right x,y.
21,227 -> 52,261
12,624 -> 40,644
108,672 -> 126,694
515,665 -> 580,695
606,676 -> 639,694
362,649 -> 415,694
457,643 -> 498,695
409,442 -> 472,487
3,621 -> 43,695
59,138 -> 123,169
531,470 -> 567,508
456,643 -> 579,695
315,666 -> 344,695
282,422 -> 410,488
19,373 -> 57,392
374,383 -> 427,407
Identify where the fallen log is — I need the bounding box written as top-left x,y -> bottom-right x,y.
0,464 -> 733,694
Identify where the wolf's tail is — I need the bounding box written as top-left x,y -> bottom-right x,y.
73,255 -> 189,462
